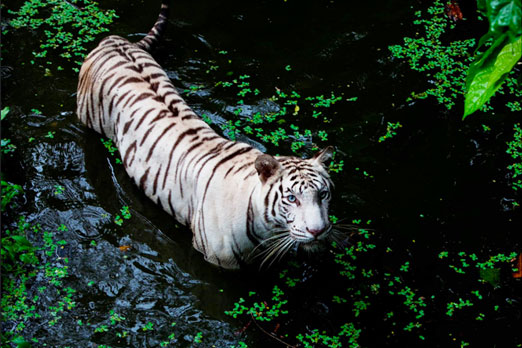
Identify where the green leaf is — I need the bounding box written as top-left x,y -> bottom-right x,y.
478,0 -> 522,38
1,106 -> 10,120
12,336 -> 32,348
479,268 -> 502,287
10,235 -> 33,248
463,35 -> 522,118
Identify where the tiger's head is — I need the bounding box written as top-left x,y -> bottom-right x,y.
254,147 -> 335,264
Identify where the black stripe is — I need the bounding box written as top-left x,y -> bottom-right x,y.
243,170 -> 257,180
233,161 -> 254,175
148,73 -> 166,80
105,60 -> 128,74
181,112 -> 198,120
173,135 -> 219,185
121,93 -> 138,109
128,92 -> 155,108
128,108 -> 140,119
197,212 -> 208,254
178,137 -> 224,184
122,76 -> 143,85
264,181 -> 278,223
139,126 -> 155,146
107,75 -> 127,92
148,110 -> 169,124
162,91 -> 180,100
125,64 -> 144,74
89,85 -> 99,134
97,95 -> 105,136
114,90 -> 132,107
192,142 -> 234,184
139,167 -> 151,192
92,53 -> 121,76
134,107 -> 156,131
161,126 -> 207,189
123,141 -> 137,168
152,164 -> 162,196
153,94 -> 165,104
224,166 -> 235,178
246,191 -> 261,245
167,190 -> 176,216
115,111 -> 122,128
98,71 -> 117,111
123,118 -> 134,135
150,82 -> 160,93
108,98 -> 115,116
271,189 -> 280,218
191,152 -> 223,188
131,62 -> 160,70
80,49 -> 115,80
199,146 -> 254,224
187,198 -> 194,224
146,122 -> 177,162
130,54 -> 153,62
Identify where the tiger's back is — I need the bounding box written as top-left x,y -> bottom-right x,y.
77,1 -> 335,269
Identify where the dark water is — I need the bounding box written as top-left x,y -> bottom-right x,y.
2,0 -> 521,347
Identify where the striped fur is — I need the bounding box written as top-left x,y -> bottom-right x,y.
76,1 -> 335,269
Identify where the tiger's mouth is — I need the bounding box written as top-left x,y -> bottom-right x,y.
298,239 -> 327,253
295,225 -> 332,251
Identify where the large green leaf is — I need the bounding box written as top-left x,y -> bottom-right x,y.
463,35 -> 521,119
463,0 -> 521,118
477,0 -> 522,37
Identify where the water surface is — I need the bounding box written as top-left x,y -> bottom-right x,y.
2,0 -> 520,346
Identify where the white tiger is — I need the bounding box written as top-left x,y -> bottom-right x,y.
76,0 -> 335,269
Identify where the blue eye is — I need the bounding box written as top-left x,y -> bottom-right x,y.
319,190 -> 328,200
287,195 -> 296,203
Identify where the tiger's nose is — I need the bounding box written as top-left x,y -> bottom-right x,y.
307,227 -> 325,238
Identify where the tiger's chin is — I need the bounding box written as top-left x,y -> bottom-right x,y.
298,238 -> 329,253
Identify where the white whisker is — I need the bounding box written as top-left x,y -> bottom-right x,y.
275,238 -> 295,262
249,231 -> 290,259
260,236 -> 295,269
329,227 -> 352,248
253,235 -> 287,260
261,237 -> 288,261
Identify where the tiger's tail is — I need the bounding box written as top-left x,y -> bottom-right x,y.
136,0 -> 170,52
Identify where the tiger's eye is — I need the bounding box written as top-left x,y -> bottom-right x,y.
319,191 -> 328,200
287,195 -> 296,203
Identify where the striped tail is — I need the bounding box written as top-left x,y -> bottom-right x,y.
136,0 -> 170,51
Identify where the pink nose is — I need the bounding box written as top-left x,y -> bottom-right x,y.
307,227 -> 325,238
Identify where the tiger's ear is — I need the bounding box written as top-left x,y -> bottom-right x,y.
311,146 -> 334,165
255,154 -> 282,184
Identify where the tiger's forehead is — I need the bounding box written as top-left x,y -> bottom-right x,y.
284,180 -> 322,195
278,157 -> 332,194
279,157 -> 315,172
